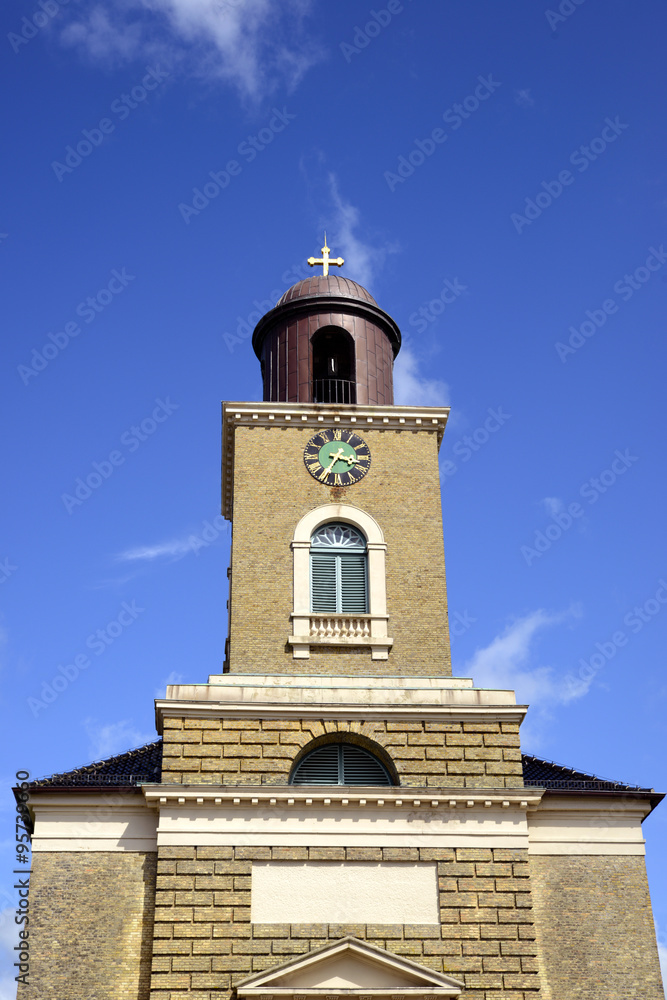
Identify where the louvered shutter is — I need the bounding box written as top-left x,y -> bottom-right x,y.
290,743 -> 392,785
341,744 -> 390,784
291,744 -> 340,784
311,553 -> 337,612
340,553 -> 368,613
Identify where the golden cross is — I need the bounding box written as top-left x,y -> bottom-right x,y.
307,234 -> 344,276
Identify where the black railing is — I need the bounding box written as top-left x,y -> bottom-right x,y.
29,773 -> 160,787
313,378 -> 356,404
523,779 -> 649,791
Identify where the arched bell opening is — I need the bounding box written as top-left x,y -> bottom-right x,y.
311,326 -> 356,404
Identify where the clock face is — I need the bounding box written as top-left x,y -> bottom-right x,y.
304,429 -> 371,487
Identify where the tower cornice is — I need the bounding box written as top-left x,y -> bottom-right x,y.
221,401 -> 450,520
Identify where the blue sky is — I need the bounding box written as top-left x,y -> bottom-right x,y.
1,0 -> 666,991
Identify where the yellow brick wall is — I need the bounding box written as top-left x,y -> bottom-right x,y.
529,853 -> 666,999
227,422 -> 451,675
150,845 -> 541,997
161,717 -> 523,788
16,851 -> 156,1000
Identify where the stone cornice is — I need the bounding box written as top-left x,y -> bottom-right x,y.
221,402 -> 450,520
143,784 -> 541,811
155,698 -> 528,732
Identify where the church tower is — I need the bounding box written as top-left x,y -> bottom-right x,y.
17,247 -> 665,1000
223,265 -> 451,673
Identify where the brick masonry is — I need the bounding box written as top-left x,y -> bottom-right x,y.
226,422 -> 451,676
161,717 -> 524,789
150,845 -> 541,999
17,851 -> 156,1000
529,854 -> 666,1000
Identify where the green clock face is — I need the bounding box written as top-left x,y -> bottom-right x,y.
304,429 -> 371,487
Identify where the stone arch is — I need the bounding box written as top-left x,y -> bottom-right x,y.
288,731 -> 400,786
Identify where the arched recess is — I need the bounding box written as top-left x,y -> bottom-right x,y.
311,326 -> 356,404
289,732 -> 400,787
288,504 -> 392,660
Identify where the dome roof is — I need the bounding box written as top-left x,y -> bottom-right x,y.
276,274 -> 377,307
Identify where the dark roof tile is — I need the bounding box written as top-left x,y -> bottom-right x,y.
28,739 -> 162,787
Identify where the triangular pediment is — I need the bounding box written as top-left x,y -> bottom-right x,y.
236,937 -> 464,996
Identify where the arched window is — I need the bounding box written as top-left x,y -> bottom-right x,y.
311,327 -> 356,404
310,523 -> 368,614
289,503 -> 392,660
290,742 -> 392,785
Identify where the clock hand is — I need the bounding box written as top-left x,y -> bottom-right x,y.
324,447 -> 345,475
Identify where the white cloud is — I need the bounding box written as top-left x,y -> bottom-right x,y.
0,899 -> 23,1000
155,669 -> 185,697
327,175 -> 399,290
61,5 -> 144,61
455,607 -> 588,739
59,0 -> 320,101
459,610 -> 564,705
657,927 -> 667,986
542,496 -> 563,517
393,346 -> 450,407
116,535 -> 197,562
514,88 -> 535,108
83,718 -> 155,760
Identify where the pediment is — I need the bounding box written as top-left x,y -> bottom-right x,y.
236,936 -> 464,997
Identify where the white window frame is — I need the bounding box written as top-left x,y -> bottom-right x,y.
289,504 -> 392,660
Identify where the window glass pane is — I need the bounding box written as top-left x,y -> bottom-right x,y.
311,523 -> 366,549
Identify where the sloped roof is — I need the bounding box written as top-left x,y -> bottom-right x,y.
27,739 -> 163,788
521,753 -> 653,791
23,740 -> 655,793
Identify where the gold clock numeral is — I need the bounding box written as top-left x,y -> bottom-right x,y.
317,469 -> 330,483
333,429 -> 342,440
333,474 -> 342,486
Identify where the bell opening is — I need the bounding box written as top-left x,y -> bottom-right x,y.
312,326 -> 356,404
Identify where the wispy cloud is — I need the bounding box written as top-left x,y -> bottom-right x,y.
656,920 -> 667,985
0,901 -> 23,1000
61,5 -> 145,61
83,717 -> 155,760
116,536 -> 197,562
455,607 -> 587,747
514,88 -> 535,109
459,610 -> 567,705
155,669 -> 185,697
393,346 -> 450,407
542,496 -> 563,517
60,0 -> 320,101
327,174 -> 399,289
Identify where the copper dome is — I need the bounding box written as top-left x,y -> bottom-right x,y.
252,271 -> 401,406
276,274 -> 378,307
